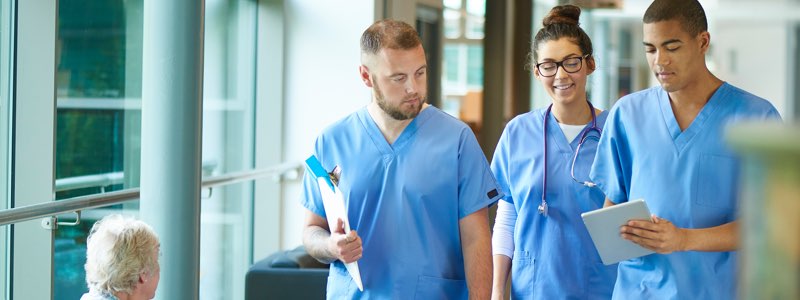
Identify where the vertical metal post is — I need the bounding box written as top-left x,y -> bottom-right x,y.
0,0 -> 13,297
123,0 -> 143,193
254,0 -> 285,260
141,0 -> 204,298
13,0 -> 56,299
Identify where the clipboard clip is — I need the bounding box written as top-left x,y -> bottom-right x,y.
305,156 -> 343,192
329,165 -> 341,187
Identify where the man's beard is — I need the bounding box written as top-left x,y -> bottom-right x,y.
373,79 -> 425,121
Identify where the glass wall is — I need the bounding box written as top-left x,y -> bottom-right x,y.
52,0 -> 257,299
199,0 -> 256,298
53,0 -> 143,297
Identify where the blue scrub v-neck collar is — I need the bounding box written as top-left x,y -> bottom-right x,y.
657,82 -> 729,153
357,106 -> 433,156
542,107 -> 593,155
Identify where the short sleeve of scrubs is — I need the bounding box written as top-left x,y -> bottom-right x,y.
490,124 -> 514,205
590,101 -> 632,204
458,129 -> 503,219
300,136 -> 327,218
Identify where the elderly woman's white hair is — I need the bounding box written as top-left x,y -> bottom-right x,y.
84,214 -> 160,294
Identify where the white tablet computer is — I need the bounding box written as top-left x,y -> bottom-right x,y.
581,199 -> 655,265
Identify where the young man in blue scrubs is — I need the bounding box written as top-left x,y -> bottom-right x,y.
301,19 -> 502,299
590,0 -> 781,299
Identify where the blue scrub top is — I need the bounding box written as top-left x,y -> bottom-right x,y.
590,83 -> 781,300
491,107 -> 617,299
302,106 -> 502,300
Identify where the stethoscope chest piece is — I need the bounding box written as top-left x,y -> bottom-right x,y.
537,201 -> 548,216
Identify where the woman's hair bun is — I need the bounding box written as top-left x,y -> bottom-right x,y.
542,4 -> 581,27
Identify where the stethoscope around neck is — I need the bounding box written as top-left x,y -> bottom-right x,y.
538,101 -> 602,216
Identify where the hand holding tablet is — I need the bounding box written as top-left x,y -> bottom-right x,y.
581,199 -> 655,265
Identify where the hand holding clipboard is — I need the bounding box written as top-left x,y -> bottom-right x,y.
305,155 -> 364,291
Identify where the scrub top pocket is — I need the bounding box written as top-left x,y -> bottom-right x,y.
694,153 -> 738,210
510,250 -> 534,299
326,265 -> 354,298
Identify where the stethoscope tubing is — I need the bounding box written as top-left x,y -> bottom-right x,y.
539,101 -> 602,216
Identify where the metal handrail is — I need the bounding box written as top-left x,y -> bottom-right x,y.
55,172 -> 124,192
54,160 -> 221,193
202,161 -> 303,188
0,188 -> 140,226
0,162 -> 303,227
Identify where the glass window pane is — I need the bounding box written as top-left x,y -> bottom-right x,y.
200,0 -> 256,298
444,0 -> 462,10
467,44 -> 484,87
444,8 -> 461,39
54,0 -> 142,298
200,182 -> 252,299
442,95 -> 462,118
55,0 -> 140,197
443,44 -> 461,85
466,0 -> 485,16
465,14 -> 485,39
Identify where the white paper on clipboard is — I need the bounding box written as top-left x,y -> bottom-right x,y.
305,156 -> 364,291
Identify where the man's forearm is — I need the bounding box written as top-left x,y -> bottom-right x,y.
461,209 -> 492,299
464,233 -> 492,299
683,220 -> 739,252
303,226 -> 337,264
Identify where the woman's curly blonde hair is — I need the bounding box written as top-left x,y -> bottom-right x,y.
84,214 -> 159,294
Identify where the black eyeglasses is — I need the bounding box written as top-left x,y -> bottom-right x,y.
535,54 -> 590,77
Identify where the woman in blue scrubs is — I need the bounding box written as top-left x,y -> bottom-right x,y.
490,5 -> 617,299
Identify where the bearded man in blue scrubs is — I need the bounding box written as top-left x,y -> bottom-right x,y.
590,0 -> 781,299
301,19 -> 501,299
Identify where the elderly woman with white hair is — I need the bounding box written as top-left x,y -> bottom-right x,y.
81,214 -> 160,300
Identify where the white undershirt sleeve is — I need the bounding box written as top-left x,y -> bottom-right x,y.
492,200 -> 517,259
